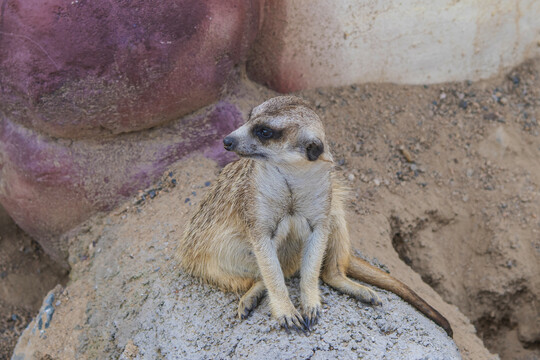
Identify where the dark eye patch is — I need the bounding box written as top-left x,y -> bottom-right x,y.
252,124 -> 283,142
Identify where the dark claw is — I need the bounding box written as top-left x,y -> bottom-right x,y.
283,322 -> 291,334
302,316 -> 310,330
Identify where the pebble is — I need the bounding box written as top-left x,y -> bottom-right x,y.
499,97 -> 508,105
373,178 -> 381,187
458,100 -> 468,109
348,174 -> 355,181
399,147 -> 414,163
510,75 -> 520,85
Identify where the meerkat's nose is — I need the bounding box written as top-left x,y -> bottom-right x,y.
223,136 -> 237,151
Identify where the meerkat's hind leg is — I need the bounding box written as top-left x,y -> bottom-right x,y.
322,210 -> 382,306
238,280 -> 266,319
321,268 -> 382,306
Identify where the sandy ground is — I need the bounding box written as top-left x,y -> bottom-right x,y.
0,206 -> 67,359
3,58 -> 540,359
294,59 -> 540,359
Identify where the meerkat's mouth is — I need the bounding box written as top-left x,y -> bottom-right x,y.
236,152 -> 267,159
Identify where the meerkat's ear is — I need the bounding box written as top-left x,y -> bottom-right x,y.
306,139 -> 324,161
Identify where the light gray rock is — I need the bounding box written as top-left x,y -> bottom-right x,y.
12,163 -> 459,359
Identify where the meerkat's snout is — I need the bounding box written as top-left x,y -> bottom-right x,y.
223,136 -> 237,151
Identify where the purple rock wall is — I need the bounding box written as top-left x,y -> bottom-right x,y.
0,0 -> 261,138
0,102 -> 244,265
0,0 -> 263,264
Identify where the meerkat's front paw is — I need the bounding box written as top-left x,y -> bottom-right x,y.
276,309 -> 307,334
301,303 -> 321,330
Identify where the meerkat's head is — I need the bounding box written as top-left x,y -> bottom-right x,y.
223,96 -> 333,165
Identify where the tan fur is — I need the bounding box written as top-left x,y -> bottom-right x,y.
177,96 -> 453,336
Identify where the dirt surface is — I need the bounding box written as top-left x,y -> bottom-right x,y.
5,58 -> 540,359
294,59 -> 540,359
0,205 -> 68,359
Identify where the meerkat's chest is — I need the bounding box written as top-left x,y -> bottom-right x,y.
253,164 -> 331,238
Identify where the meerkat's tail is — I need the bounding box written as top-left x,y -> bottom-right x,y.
348,256 -> 453,337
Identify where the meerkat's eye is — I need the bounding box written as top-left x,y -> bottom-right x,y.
255,127 -> 274,140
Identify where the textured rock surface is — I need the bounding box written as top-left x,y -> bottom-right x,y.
12,157 -> 463,360
0,0 -> 262,138
0,100 -> 246,265
247,0 -> 540,92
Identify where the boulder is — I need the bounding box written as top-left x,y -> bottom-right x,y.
247,0 -> 540,92
12,157 -> 461,359
0,0 -> 262,138
0,101 -> 245,266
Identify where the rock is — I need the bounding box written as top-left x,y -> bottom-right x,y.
246,1 -> 540,91
0,0 -> 262,139
0,101 -> 244,265
11,175 -> 461,359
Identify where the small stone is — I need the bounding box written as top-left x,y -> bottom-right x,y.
439,92 -> 446,100
483,113 -> 498,121
121,340 -> 139,359
499,97 -> 508,105
399,147 -> 414,163
373,178 -> 381,186
184,198 -> 190,203
466,168 -> 474,177
148,190 -> 156,199
462,194 -> 469,202
204,181 -> 211,187
509,75 -> 520,85
348,174 -> 355,181
458,100 -> 468,109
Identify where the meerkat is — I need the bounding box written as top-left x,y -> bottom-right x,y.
176,96 -> 453,336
